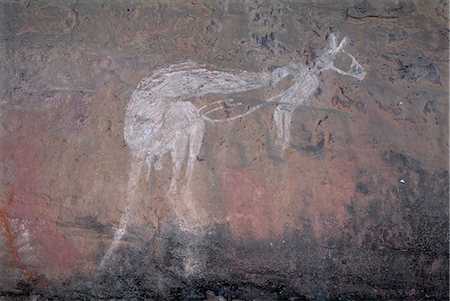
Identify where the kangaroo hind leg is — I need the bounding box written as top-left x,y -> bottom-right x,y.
185,118 -> 205,189
99,156 -> 145,268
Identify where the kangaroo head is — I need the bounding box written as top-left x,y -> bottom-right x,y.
314,33 -> 366,80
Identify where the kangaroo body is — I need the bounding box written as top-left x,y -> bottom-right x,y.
124,62 -> 274,198
124,61 -> 272,162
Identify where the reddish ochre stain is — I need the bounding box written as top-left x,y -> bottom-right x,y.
0,191 -> 38,280
0,111 -> 83,279
0,192 -> 21,267
8,191 -> 83,276
223,169 -> 272,240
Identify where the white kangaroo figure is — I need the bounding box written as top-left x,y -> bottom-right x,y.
99,33 -> 366,268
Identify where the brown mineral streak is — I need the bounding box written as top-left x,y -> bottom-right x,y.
0,191 -> 37,280
0,192 -> 20,265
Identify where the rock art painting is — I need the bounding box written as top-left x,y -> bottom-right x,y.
1,1 -> 448,299
101,33 -> 366,267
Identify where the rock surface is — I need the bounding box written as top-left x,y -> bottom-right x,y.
0,0 -> 448,300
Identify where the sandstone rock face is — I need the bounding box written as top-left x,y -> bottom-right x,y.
0,1 -> 448,300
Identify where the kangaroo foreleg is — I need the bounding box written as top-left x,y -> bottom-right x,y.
168,135 -> 189,196
282,110 -> 293,150
273,106 -> 286,149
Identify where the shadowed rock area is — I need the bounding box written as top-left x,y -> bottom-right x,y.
0,0 -> 448,300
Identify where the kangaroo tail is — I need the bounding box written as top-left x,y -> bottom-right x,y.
202,102 -> 267,123
200,100 -> 296,123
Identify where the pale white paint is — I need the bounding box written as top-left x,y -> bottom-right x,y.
100,62 -> 279,267
100,33 -> 366,267
11,219 -> 35,267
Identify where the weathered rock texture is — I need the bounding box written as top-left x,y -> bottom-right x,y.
0,0 -> 448,300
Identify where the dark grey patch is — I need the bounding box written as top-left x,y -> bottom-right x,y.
57,215 -> 111,235
365,199 -> 380,217
314,86 -> 322,97
397,60 -> 421,81
382,150 -> 448,221
355,100 -> 366,113
355,181 -> 369,195
382,150 -> 422,172
303,45 -> 317,66
423,100 -> 437,114
6,203 -> 450,300
75,215 -> 108,234
246,0 -> 288,55
382,51 -> 442,85
251,32 -> 276,50
345,199 -> 356,215
424,63 -> 441,84
347,1 -> 415,19
331,95 -> 352,109
206,19 -> 222,33
388,29 -> 409,42
300,136 -> 324,154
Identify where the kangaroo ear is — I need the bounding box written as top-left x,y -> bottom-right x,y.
336,36 -> 349,52
327,33 -> 337,49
